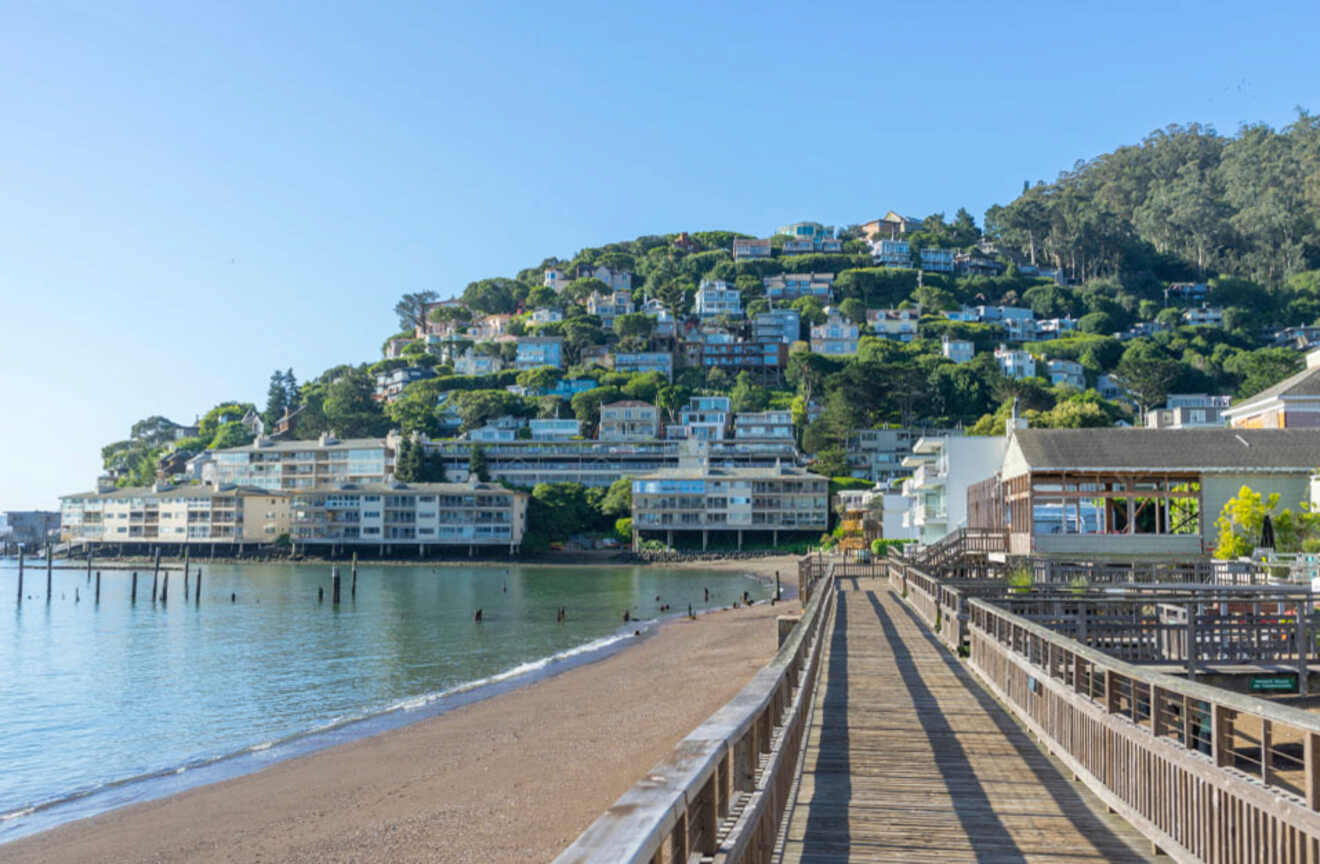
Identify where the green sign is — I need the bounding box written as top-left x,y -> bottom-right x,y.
1250,676 -> 1298,693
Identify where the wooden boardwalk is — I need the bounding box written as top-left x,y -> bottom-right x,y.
779,579 -> 1157,863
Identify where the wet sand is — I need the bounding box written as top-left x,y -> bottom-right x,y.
4,594 -> 793,863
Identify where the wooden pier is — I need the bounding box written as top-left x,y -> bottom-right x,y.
780,579 -> 1156,862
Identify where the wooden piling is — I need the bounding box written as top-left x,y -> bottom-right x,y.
351,552 -> 358,599
131,571 -> 138,603
184,568 -> 189,599
152,571 -> 158,603
95,570 -> 101,604
153,548 -> 161,585
15,548 -> 22,603
161,572 -> 169,604
195,568 -> 201,605
332,566 -> 341,604
46,543 -> 53,594
183,546 -> 190,585
86,552 -> 92,583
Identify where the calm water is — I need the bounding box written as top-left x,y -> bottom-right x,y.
0,560 -> 770,842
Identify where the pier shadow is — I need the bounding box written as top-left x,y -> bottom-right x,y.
799,585 -> 851,855
865,590 -> 1025,863
885,591 -> 1154,862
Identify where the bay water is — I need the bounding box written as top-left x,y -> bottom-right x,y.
0,560 -> 771,842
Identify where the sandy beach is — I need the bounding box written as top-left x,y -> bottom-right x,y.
4,555 -> 799,864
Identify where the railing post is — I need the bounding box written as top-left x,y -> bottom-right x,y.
1261,719 -> 1273,786
1150,685 -> 1164,737
1104,669 -> 1119,715
1307,732 -> 1320,810
1211,703 -> 1233,768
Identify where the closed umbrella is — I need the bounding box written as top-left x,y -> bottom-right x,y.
1260,513 -> 1276,549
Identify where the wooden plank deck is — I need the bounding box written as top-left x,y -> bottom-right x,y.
779,579 -> 1158,863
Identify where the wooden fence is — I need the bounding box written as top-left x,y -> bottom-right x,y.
967,597 -> 1320,862
554,563 -> 837,864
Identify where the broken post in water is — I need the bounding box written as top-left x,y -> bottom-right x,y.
161,572 -> 169,604
131,571 -> 138,603
351,552 -> 358,599
332,566 -> 341,604
195,568 -> 201,605
15,548 -> 22,604
95,571 -> 101,604
45,543 -> 53,596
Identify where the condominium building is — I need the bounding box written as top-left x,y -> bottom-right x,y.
613,351 -> 673,379
631,457 -> 828,549
733,411 -> 794,441
872,239 -> 911,268
669,396 -> 731,441
515,337 -> 564,370
763,273 -> 833,301
529,418 -> 581,441
731,237 -> 772,261
59,484 -> 289,551
753,308 -> 801,344
208,433 -> 396,491
694,281 -> 742,319
289,481 -> 528,553
599,401 -> 660,441
699,336 -> 788,371
899,435 -> 1008,544
810,312 -> 859,355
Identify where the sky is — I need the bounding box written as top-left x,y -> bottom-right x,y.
0,0 -> 1316,509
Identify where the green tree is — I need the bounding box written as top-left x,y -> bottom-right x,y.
468,445 -> 490,481
599,475 -> 633,518
322,369 -> 389,437
729,371 -> 769,412
394,291 -> 439,332
614,312 -> 655,340
516,365 -> 563,393
1112,351 -> 1181,413
461,278 -> 519,314
812,447 -> 849,477
209,421 -> 253,450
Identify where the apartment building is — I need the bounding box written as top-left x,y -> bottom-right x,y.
669,396 -> 731,441
631,457 -> 828,549
899,435 -> 1008,545
599,401 -> 660,441
515,337 -> 564,370
613,351 -> 673,379
732,237 -> 772,261
867,308 -> 920,342
694,281 -> 742,319
872,239 -> 911,268
810,312 -> 859,355
699,336 -> 788,372
289,481 -> 528,553
60,484 -> 288,551
209,433 -> 396,491
753,308 -> 801,344
529,418 -> 581,441
733,411 -> 794,441
763,273 -> 833,301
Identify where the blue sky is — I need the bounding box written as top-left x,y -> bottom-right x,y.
1,0 -> 1316,509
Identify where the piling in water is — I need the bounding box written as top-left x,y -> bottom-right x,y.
195,569 -> 201,605
332,567 -> 341,604
131,572 -> 138,603
15,549 -> 22,604
95,571 -> 100,604
161,573 -> 169,604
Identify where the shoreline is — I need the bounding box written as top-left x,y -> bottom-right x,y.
3,590 -> 791,863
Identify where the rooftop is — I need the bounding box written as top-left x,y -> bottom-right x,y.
1010,428 -> 1320,472
1224,358 -> 1320,415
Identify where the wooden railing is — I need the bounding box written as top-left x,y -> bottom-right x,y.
554,563 -> 837,864
968,597 -> 1320,862
1029,557 -> 1268,586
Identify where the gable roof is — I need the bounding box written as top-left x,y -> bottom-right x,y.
1010,428 -> 1320,473
1224,362 -> 1320,416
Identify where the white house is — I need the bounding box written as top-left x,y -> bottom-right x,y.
994,345 -> 1037,379
899,435 -> 1009,545
694,281 -> 742,319
941,337 -> 974,364
810,311 -> 859,355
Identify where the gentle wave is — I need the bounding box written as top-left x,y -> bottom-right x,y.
0,625 -> 647,830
